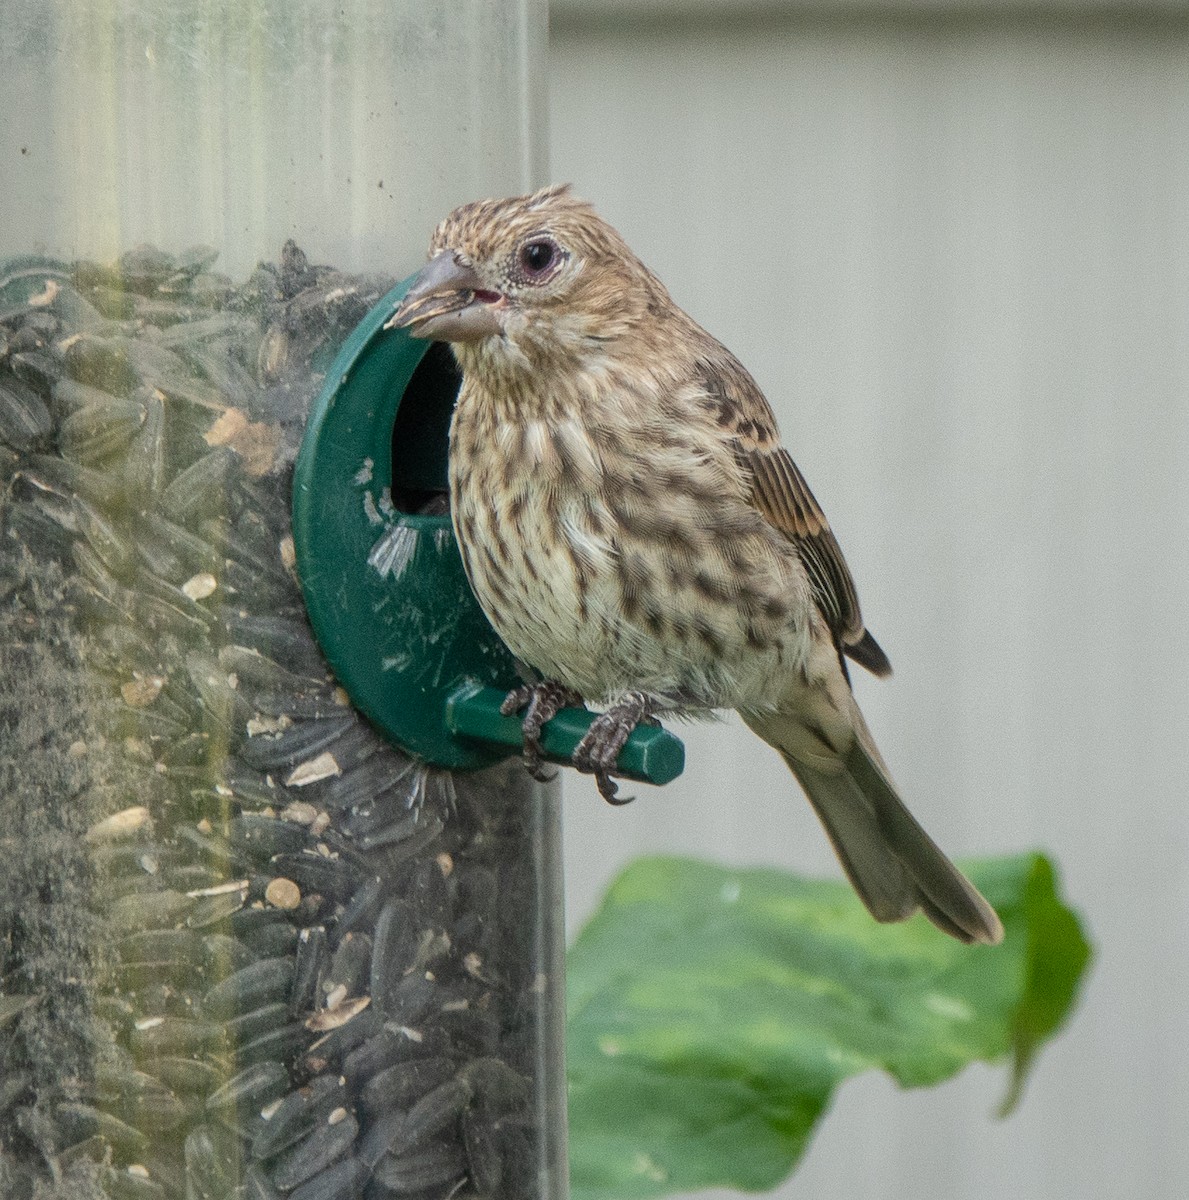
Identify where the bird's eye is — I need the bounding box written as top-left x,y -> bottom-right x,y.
519,238 -> 558,277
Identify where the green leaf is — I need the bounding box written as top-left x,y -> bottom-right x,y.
566,853 -> 1091,1200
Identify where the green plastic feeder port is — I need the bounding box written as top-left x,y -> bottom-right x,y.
292,274 -> 685,783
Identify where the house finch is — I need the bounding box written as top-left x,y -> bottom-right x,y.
387,184 -> 1002,945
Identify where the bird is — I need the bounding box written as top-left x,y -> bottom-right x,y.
386,183 -> 1003,945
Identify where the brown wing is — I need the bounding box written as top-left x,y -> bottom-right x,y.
746,445 -> 891,676
694,353 -> 892,678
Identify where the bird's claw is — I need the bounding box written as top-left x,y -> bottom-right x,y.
503,683 -> 656,803
572,691 -> 655,805
501,681 -> 585,781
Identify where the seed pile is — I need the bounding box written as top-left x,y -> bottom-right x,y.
0,246 -> 560,1200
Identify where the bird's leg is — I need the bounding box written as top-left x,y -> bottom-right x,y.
500,681 -> 586,781
572,690 -> 657,805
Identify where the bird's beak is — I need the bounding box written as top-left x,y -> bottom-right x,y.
385,251 -> 505,342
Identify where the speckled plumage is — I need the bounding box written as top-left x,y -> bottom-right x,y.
389,184 -> 1002,944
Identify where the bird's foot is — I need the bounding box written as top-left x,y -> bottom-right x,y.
573,691 -> 657,805
500,681 -> 586,781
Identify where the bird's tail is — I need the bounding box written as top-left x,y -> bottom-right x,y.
744,699 -> 1004,945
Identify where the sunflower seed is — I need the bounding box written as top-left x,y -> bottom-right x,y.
22,453 -> 124,514
8,348 -> 62,393
323,931 -> 373,1000
461,1105 -> 503,1194
202,932 -> 259,974
394,1077 -> 473,1152
358,1057 -> 455,1121
129,1015 -> 224,1056
204,956 -> 295,1019
120,387 -> 166,494
286,1155 -> 369,1200
186,650 -> 253,732
158,446 -> 240,525
376,971 -> 439,1026
73,495 -> 135,577
49,376 -> 125,419
236,1020 -> 309,1068
459,1057 -> 532,1118
372,1138 -> 467,1193
251,1074 -> 347,1162
269,852 -> 363,905
58,396 -> 146,464
107,889 -> 192,934
291,926 -> 329,1017
240,1163 -> 285,1200
141,1056 -> 223,1096
240,714 -> 355,772
270,1110 -> 358,1190
184,1125 -> 233,1199
206,1061 -> 289,1117
0,376 -> 53,451
225,1002 -> 292,1047
94,1068 -> 188,1133
55,1102 -> 149,1155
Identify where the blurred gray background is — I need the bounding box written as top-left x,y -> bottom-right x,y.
548,3 -> 1189,1198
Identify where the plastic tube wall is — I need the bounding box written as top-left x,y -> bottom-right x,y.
0,4 -> 564,1199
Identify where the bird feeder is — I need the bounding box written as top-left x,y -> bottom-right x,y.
0,5 -> 576,1199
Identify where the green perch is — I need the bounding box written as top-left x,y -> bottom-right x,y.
445,683 -> 685,787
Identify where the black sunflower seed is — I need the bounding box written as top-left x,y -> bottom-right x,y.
270,1110 -> 358,1190
461,1105 -> 503,1194
184,1125 -> 234,1200
0,375 -> 53,451
372,1137 -> 466,1193
54,1102 -> 149,1156
141,1056 -> 223,1096
291,926 -> 329,1017
240,1163 -> 284,1200
322,931 -> 372,1001
358,1057 -> 455,1121
251,1074 -> 347,1162
236,1021 -> 310,1068
206,1061 -> 290,1118
8,348 -> 62,394
225,1002 -> 292,1047
230,813 -> 310,861
392,1077 -> 473,1153
286,1155 -> 369,1200
129,1015 -> 224,1056
204,956 -> 295,1019
239,714 -> 355,772
58,395 -> 146,463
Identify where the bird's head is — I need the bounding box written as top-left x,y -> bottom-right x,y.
386,184 -> 665,372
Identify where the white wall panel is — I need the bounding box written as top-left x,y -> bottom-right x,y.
550,11 -> 1189,1199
